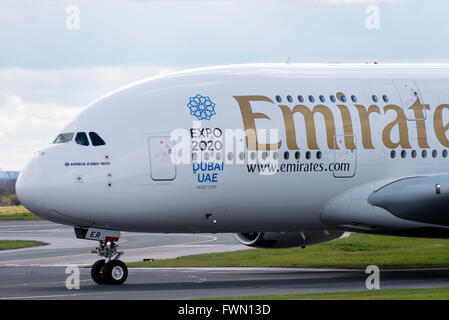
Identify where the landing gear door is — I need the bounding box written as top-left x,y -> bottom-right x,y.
333,135 -> 356,178
148,136 -> 176,181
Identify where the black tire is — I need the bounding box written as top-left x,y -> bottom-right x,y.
91,259 -> 106,284
102,260 -> 128,285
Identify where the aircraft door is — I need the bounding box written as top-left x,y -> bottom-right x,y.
393,79 -> 428,145
148,136 -> 176,181
333,134 -> 357,178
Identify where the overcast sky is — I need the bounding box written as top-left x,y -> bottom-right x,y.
1,0 -> 449,170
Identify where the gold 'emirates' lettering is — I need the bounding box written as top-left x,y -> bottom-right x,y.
336,104 -> 356,150
354,104 -> 380,149
279,104 -> 337,150
234,95 -> 446,150
408,98 -> 430,148
382,104 -> 411,149
335,92 -> 356,150
233,95 -> 282,150
434,104 -> 449,147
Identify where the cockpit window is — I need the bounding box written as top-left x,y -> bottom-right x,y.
53,133 -> 74,144
89,132 -> 106,146
75,132 -> 90,146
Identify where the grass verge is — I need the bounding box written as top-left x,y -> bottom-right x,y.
127,233 -> 449,269
202,287 -> 449,300
0,240 -> 46,250
0,206 -> 42,220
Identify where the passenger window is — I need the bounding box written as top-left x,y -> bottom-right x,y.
75,132 -> 89,146
89,132 -> 106,146
53,132 -> 74,144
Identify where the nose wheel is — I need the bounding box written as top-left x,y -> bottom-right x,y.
102,260 -> 128,284
91,259 -> 107,284
91,240 -> 128,285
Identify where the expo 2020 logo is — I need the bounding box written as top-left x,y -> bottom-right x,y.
187,94 -> 216,120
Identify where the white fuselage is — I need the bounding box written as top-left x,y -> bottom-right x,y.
16,64 -> 449,237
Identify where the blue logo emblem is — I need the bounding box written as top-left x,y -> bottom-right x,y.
187,94 -> 216,120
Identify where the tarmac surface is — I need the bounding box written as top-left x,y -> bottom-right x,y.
0,221 -> 247,266
2,266 -> 449,299
1,221 -> 449,299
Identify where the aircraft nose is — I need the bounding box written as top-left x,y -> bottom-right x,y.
16,154 -> 47,215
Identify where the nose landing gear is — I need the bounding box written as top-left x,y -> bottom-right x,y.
74,226 -> 128,285
91,240 -> 128,285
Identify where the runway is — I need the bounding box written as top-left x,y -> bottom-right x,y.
0,221 -> 247,266
1,221 -> 449,299
2,266 -> 449,299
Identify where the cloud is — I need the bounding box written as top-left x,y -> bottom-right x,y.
1,0 -> 449,70
0,65 -> 173,107
0,92 -> 84,170
0,65 -> 172,170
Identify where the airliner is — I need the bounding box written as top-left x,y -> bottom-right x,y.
15,63 -> 449,284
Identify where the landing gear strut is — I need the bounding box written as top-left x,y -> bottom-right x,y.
74,227 -> 128,285
91,240 -> 128,285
